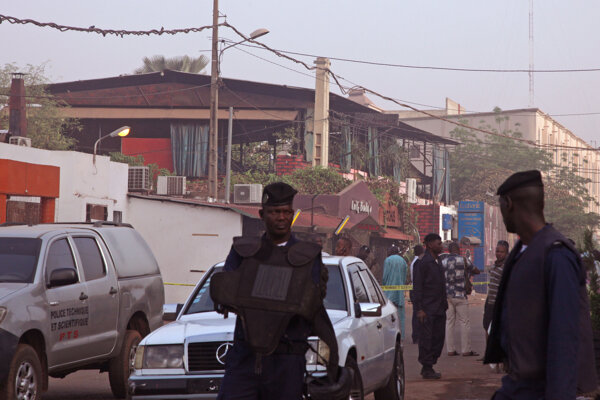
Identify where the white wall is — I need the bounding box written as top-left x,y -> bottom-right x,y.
126,196 -> 243,303
0,143 -> 128,221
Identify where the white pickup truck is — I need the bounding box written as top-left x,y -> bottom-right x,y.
129,255 -> 404,400
0,222 -> 165,400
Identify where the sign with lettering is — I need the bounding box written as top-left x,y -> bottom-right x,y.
351,200 -> 372,214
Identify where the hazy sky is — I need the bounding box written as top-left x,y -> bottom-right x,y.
2,1 -> 599,144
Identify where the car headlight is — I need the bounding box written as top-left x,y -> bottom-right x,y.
141,345 -> 184,369
305,339 -> 330,366
0,307 -> 6,325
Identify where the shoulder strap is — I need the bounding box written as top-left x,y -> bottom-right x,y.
287,240 -> 322,266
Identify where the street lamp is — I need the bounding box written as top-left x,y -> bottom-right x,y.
208,27 -> 269,201
93,126 -> 130,165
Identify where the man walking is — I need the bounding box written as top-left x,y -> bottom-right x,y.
334,236 -> 352,256
483,240 -> 509,338
382,244 -> 408,339
484,170 -> 597,399
440,242 -> 480,357
413,233 -> 447,379
409,244 -> 424,344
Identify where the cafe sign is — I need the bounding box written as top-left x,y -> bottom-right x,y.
351,200 -> 372,215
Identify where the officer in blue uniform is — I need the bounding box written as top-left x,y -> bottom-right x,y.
484,170 -> 597,399
215,182 -> 334,400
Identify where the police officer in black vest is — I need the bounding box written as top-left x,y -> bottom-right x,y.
212,182 -> 348,400
484,170 -> 597,399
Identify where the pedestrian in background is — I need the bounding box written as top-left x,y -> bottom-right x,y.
334,236 -> 352,256
484,170 -> 597,399
382,244 -> 408,339
413,233 -> 447,379
409,244 -> 425,344
440,242 -> 480,357
483,240 -> 509,338
358,244 -> 382,283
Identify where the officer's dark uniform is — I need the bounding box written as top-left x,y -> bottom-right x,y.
214,183 -> 328,400
484,171 -> 597,399
412,250 -> 447,372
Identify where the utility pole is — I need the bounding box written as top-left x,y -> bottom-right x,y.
208,0 -> 219,200
313,57 -> 330,167
529,0 -> 534,107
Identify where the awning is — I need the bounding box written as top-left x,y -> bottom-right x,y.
380,227 -> 414,242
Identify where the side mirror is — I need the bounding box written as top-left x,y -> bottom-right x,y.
163,303 -> 184,322
359,302 -> 382,317
48,268 -> 78,288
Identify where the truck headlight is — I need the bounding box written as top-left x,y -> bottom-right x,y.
0,307 -> 6,325
305,339 -> 330,366
142,345 -> 184,369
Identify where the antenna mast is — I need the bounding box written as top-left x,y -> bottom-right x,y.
529,0 -> 534,107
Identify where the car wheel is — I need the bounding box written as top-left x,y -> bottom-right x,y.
0,344 -> 43,400
374,342 -> 405,400
109,330 -> 141,399
345,355 -> 364,400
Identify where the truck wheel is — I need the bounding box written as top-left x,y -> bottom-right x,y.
345,356 -> 364,400
1,344 -> 43,400
109,330 -> 141,399
374,342 -> 405,400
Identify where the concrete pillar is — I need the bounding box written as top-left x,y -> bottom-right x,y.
313,57 -> 330,167
0,194 -> 6,224
40,197 -> 56,223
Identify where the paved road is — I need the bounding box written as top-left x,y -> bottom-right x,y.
43,294 -> 499,400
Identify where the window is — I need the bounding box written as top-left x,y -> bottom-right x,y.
86,204 -> 108,222
0,238 -> 41,283
186,267 -> 223,314
348,264 -> 369,303
359,269 -> 384,304
323,264 -> 347,311
46,239 -> 77,284
73,237 -> 106,281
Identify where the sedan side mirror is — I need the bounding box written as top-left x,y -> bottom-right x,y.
359,302 -> 382,317
163,303 -> 184,322
48,268 -> 78,288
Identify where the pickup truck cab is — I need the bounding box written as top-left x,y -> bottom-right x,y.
0,222 -> 164,400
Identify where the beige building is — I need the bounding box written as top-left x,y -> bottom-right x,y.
387,99 -> 600,214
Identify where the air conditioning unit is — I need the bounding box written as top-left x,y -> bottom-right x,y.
157,176 -> 186,196
9,136 -> 31,147
234,184 -> 263,204
407,178 -> 417,204
128,166 -> 150,191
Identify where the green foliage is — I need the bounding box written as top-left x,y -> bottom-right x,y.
449,108 -> 599,240
232,166 -> 350,195
581,229 -> 600,331
232,141 -> 273,173
0,63 -> 80,150
134,55 -> 209,74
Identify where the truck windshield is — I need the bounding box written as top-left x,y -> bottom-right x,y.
185,264 -> 347,315
0,238 -> 42,283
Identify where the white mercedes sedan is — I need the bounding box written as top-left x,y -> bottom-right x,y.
129,255 -> 404,400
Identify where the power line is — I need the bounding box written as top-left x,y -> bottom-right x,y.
0,14 -> 216,37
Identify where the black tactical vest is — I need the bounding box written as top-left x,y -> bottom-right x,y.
484,225 -> 597,392
210,237 -> 323,355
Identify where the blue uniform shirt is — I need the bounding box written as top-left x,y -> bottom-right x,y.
499,246 -> 581,400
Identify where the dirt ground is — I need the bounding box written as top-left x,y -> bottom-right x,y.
401,293 -> 502,400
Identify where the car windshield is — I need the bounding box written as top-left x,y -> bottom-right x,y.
185,263 -> 347,315
0,238 -> 42,283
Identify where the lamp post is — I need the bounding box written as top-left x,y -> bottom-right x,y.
207,22 -> 269,201
93,126 -> 130,165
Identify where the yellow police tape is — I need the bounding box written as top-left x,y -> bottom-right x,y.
164,282 -> 196,287
381,282 -> 490,291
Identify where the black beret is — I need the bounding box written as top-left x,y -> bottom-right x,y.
496,170 -> 544,196
262,182 -> 298,206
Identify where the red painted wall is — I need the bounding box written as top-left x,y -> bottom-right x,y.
122,138 -> 173,171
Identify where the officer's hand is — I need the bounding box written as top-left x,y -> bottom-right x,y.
417,310 -> 427,323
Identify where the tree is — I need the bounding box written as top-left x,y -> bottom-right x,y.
133,55 -> 209,74
449,108 -> 599,240
0,63 -> 80,150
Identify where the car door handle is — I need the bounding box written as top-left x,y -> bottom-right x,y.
391,314 -> 396,323
109,287 -> 118,295
376,322 -> 382,329
79,292 -> 89,301
49,301 -> 59,306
